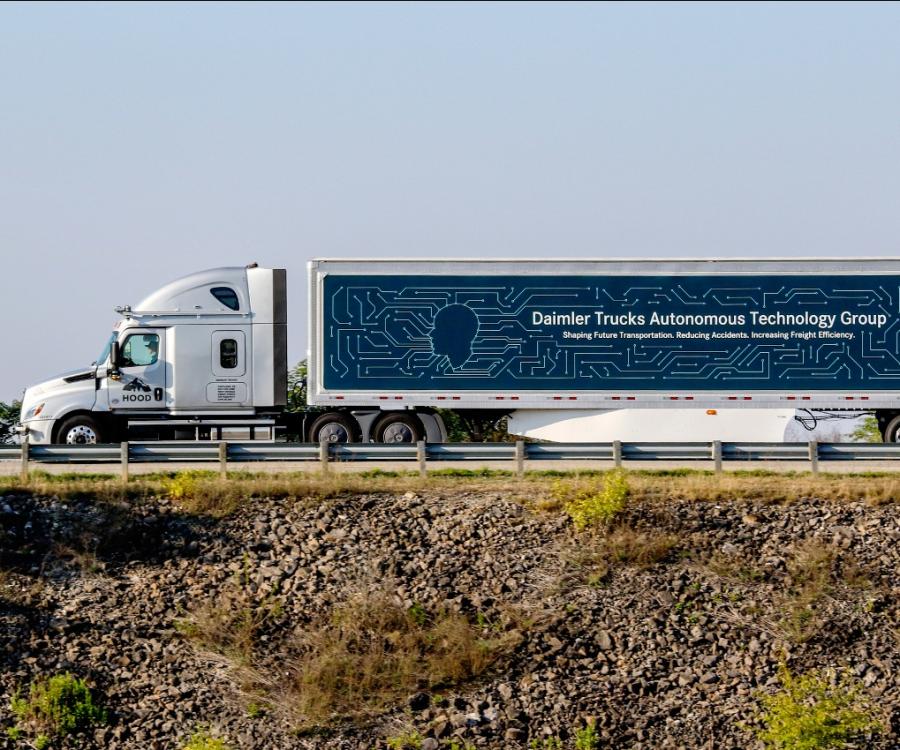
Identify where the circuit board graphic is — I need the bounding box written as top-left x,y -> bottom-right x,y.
321,274 -> 900,391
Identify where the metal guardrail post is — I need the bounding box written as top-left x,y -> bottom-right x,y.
515,440 -> 525,478
121,442 -> 129,482
218,441 -> 227,480
19,436 -> 28,483
613,440 -> 622,469
809,440 -> 819,476
712,440 -> 722,474
319,439 -> 329,472
417,440 -> 427,477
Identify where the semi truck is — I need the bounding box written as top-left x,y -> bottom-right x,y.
16,258 -> 900,445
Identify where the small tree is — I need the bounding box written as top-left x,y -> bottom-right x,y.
850,415 -> 882,444
438,410 -> 511,442
286,361 -> 309,413
0,400 -> 21,445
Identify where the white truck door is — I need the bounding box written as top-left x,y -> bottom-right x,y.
207,330 -> 250,405
108,329 -> 167,411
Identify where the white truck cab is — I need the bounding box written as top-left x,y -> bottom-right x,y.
19,264 -> 287,444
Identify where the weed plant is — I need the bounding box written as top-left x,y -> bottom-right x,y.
554,470 -> 629,530
8,673 -> 105,748
574,718 -> 600,749
757,665 -> 881,749
385,731 -> 423,749
181,729 -> 233,750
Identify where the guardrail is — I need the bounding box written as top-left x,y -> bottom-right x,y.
2,439 -> 899,480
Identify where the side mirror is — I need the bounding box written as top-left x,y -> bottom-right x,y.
108,341 -> 122,381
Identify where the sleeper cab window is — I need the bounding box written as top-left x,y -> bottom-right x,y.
121,333 -> 159,367
220,338 -> 238,369
211,287 -> 240,311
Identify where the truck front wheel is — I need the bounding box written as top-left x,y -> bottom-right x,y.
55,414 -> 105,445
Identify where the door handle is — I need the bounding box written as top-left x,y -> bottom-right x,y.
154,387 -> 163,402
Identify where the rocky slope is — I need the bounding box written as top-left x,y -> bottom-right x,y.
1,483 -> 899,749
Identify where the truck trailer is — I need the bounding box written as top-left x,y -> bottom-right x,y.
16,258 -> 900,444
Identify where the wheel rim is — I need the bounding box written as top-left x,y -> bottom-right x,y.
382,422 -> 415,443
65,425 -> 98,444
318,422 -> 350,443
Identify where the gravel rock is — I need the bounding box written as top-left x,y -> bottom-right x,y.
1,490 -> 899,749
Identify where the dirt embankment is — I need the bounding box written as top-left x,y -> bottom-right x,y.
1,477 -> 899,749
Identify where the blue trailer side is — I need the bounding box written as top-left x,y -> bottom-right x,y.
320,273 -> 899,393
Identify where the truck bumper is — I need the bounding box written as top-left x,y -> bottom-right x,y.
16,420 -> 52,444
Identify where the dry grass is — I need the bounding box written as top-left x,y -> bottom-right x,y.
0,568 -> 45,606
779,539 -> 837,643
285,592 -> 515,726
52,542 -> 104,575
177,588 -> 284,667
704,552 -> 769,584
4,468 -> 900,517
601,526 -> 679,567
563,525 -> 679,590
179,587 -> 524,730
585,471 -> 900,506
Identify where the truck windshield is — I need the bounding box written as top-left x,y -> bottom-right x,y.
93,333 -> 116,365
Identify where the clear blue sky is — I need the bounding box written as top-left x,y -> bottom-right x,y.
2,2 -> 899,401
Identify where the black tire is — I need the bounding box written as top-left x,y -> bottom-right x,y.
55,414 -> 105,445
883,414 -> 900,443
373,413 -> 423,444
308,412 -> 359,443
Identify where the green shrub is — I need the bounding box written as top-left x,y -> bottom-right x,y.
757,665 -> 881,749
529,738 -> 563,750
9,673 -> 105,746
182,729 -> 233,750
556,470 -> 629,530
574,718 -> 600,749
164,470 -> 217,500
385,731 -> 423,749
850,415 -> 881,444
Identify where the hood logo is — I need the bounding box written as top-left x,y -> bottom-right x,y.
121,376 -> 155,402
123,377 -> 151,392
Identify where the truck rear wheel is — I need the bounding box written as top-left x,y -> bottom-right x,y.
373,413 -> 422,443
883,414 -> 900,443
309,412 -> 358,443
56,414 -> 104,445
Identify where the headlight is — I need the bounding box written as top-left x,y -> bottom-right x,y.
25,402 -> 45,419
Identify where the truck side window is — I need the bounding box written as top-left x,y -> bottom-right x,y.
220,339 -> 238,369
121,334 -> 159,367
211,287 -> 240,310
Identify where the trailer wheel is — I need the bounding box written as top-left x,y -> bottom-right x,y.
883,414 -> 900,443
373,413 -> 422,443
309,412 -> 358,443
56,414 -> 104,444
